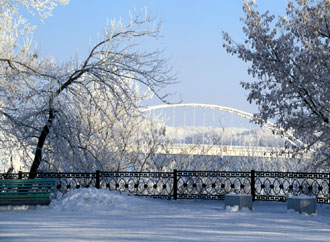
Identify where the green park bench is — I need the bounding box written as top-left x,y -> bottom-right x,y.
0,179 -> 56,206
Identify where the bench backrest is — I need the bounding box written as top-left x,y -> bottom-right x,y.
0,179 -> 56,197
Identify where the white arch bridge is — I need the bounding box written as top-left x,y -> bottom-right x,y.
140,103 -> 306,158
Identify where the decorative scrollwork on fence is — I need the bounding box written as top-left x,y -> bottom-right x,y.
0,173 -> 19,179
36,172 -> 97,193
100,172 -> 173,199
254,172 -> 330,203
176,171 -> 251,199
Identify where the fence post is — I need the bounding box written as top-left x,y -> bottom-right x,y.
96,170 -> 100,189
251,170 -> 256,202
18,171 -> 23,179
173,169 -> 178,200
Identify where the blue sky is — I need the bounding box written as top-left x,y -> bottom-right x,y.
28,0 -> 288,114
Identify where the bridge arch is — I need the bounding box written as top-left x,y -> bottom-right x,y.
141,103 -> 303,148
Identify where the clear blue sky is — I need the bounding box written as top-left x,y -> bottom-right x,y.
28,0 -> 288,114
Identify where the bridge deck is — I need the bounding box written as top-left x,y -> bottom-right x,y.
137,144 -> 300,158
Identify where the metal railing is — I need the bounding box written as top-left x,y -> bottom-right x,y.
1,170 -> 329,203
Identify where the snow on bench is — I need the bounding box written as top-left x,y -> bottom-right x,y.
224,194 -> 253,211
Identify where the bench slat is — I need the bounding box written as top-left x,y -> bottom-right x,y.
0,192 -> 54,196
0,186 -> 54,191
0,198 -> 50,201
1,188 -> 55,193
0,180 -> 55,184
0,179 -> 55,182
0,200 -> 51,206
0,183 -> 55,186
0,195 -> 50,199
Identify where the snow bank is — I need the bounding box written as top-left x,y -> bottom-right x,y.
288,195 -> 316,199
225,205 -> 240,212
1,189 -> 330,241
225,205 -> 253,212
0,205 -> 30,211
50,188 -> 149,212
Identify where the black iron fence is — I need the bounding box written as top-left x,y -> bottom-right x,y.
1,170 -> 329,204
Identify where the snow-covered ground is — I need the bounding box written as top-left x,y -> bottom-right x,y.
1,188 -> 330,241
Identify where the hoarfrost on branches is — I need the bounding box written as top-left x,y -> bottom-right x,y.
222,0 -> 330,170
0,0 -> 69,172
0,6 -> 175,174
0,0 -> 69,60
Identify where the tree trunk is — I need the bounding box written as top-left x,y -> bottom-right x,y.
28,73 -> 81,178
28,109 -> 54,179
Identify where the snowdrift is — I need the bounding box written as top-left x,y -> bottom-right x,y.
50,188 -> 152,212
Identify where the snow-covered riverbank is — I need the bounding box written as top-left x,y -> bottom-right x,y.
1,188 -> 330,241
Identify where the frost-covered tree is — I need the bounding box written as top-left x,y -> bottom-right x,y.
42,79 -> 168,172
0,0 -> 69,60
0,0 -> 69,172
0,7 -> 175,176
222,0 -> 330,170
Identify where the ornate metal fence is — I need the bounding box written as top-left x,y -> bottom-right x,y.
99,171 -> 174,199
176,170 -> 251,200
1,170 -> 329,204
254,171 -> 330,203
